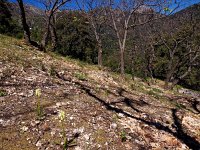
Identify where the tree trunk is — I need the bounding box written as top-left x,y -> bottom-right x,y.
98,44 -> 103,66
90,18 -> 103,66
120,49 -> 125,77
164,73 -> 172,89
164,58 -> 175,88
50,23 -> 57,51
131,46 -> 136,80
41,15 -> 52,49
149,44 -> 155,80
170,65 -> 192,89
17,0 -> 31,44
41,26 -> 50,49
17,0 -> 40,49
95,32 -> 103,66
171,79 -> 179,89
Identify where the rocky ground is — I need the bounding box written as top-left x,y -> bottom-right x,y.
0,35 -> 200,150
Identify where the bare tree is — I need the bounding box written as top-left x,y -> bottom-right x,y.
107,0 -> 180,77
76,0 -> 107,66
155,16 -> 200,89
142,22 -> 159,82
39,0 -> 71,50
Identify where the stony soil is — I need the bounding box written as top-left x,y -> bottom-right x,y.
0,35 -> 200,150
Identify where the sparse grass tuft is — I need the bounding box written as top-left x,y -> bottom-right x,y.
74,72 -> 87,81
147,90 -> 160,99
35,89 -> 44,120
175,102 -> 186,109
49,65 -> 57,76
173,84 -> 183,93
120,130 -> 127,142
93,129 -> 107,145
152,87 -> 163,93
112,114 -> 119,122
0,89 -> 7,97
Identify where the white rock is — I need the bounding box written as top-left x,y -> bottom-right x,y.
56,102 -> 61,107
181,143 -> 188,150
110,123 -> 117,129
118,113 -> 125,118
51,129 -> 56,136
75,146 -> 82,150
27,90 -> 34,97
0,119 -> 4,124
31,120 -> 40,127
0,119 -> 10,126
21,121 -> 25,124
83,134 -> 90,141
21,126 -> 29,132
36,141 -> 42,147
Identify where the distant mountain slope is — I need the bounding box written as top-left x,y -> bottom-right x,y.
8,2 -> 45,30
173,3 -> 200,19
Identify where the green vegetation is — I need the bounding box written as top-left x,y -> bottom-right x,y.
58,110 -> 70,149
0,0 -> 22,37
0,89 -> 7,97
35,89 -> 43,120
49,65 -> 57,77
1,0 -> 200,91
120,130 -> 127,142
74,72 -> 87,81
147,90 -> 159,99
152,88 -> 163,93
1,21 -> 200,150
56,11 -> 97,63
175,103 -> 186,109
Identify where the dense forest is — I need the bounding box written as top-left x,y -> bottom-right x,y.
1,0 -> 200,90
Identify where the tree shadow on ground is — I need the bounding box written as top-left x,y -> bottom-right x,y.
81,86 -> 200,150
192,99 -> 200,114
172,108 -> 200,149
109,97 -> 143,113
64,133 -> 80,149
56,72 -> 200,150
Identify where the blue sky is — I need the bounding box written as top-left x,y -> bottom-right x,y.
9,0 -> 200,11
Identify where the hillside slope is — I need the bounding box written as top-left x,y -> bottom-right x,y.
0,35 -> 200,150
